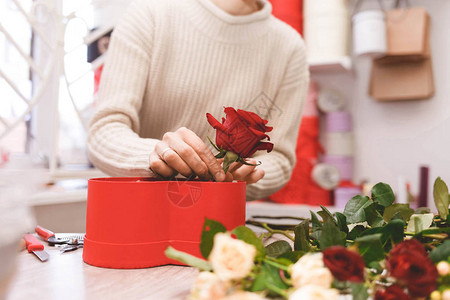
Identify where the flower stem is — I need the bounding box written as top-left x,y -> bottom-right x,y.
266,282 -> 289,298
263,257 -> 290,272
261,223 -> 295,242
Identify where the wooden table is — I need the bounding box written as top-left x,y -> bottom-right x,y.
7,202 -> 320,300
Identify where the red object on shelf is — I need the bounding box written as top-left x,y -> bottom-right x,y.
83,177 -> 246,269
269,0 -> 303,34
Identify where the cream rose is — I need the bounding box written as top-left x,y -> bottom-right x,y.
290,253 -> 333,289
289,285 -> 339,300
223,291 -> 267,300
188,271 -> 229,300
209,233 -> 257,281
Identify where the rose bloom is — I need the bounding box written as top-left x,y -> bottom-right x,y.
374,285 -> 411,300
188,271 -> 230,300
443,289 -> 450,300
209,233 -> 257,281
289,285 -> 339,300
322,246 -> 365,282
290,253 -> 333,289
206,107 -> 273,158
223,291 -> 267,300
387,239 -> 438,298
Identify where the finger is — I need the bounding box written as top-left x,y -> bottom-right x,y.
245,168 -> 265,184
223,171 -> 234,182
155,142 -> 193,177
227,162 -> 242,173
230,160 -> 257,181
149,151 -> 177,178
176,128 -> 225,182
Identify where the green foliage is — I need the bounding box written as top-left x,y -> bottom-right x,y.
350,282 -> 369,300
429,240 -> 450,263
356,234 -> 385,264
165,246 -> 212,271
434,177 -> 450,220
383,204 -> 414,222
200,218 -> 227,259
319,220 -> 346,250
371,182 -> 395,207
344,195 -> 371,224
250,262 -> 288,294
232,225 -> 266,259
265,241 -> 292,258
294,220 -> 310,252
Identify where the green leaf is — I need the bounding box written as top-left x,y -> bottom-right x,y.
434,177 -> 450,221
371,182 -> 395,207
364,203 -> 385,227
344,195 -> 371,224
335,212 -> 349,235
356,234 -> 385,264
383,204 -> 414,222
350,282 -> 369,300
414,226 -> 450,237
294,220 -> 311,252
415,207 -> 431,214
250,262 -> 288,293
381,219 -> 405,251
232,226 -> 266,258
406,213 -> 434,234
429,240 -> 450,263
278,250 -> 304,263
265,241 -> 292,258
310,211 -> 322,231
165,246 -> 212,271
348,225 -> 367,241
319,220 -> 346,250
318,205 -> 336,224
200,218 -> 227,259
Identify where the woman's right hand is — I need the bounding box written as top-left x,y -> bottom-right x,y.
149,127 -> 226,181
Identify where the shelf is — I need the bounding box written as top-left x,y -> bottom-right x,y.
308,56 -> 353,73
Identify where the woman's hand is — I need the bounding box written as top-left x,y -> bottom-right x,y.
149,127 -> 226,181
225,159 -> 265,184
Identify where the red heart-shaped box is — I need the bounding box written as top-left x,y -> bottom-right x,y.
82,177 -> 246,269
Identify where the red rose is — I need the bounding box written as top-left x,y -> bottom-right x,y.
322,246 -> 365,282
206,107 -> 273,158
374,285 -> 411,300
386,239 -> 438,298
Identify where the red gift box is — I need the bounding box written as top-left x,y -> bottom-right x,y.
83,177 -> 246,269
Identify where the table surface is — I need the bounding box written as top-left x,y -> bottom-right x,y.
7,202 -> 323,300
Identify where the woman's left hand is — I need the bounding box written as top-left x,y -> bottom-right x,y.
225,159 -> 265,184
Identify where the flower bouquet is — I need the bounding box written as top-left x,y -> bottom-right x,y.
166,178 -> 450,299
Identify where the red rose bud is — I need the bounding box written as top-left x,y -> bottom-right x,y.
386,239 -> 438,298
322,246 -> 365,282
206,107 -> 273,158
374,285 -> 411,300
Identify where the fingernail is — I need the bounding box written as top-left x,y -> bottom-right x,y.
214,171 -> 225,182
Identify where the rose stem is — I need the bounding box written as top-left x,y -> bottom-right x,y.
260,222 -> 295,242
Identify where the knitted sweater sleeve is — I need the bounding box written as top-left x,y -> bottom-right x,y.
87,0 -> 157,176
246,41 -> 310,200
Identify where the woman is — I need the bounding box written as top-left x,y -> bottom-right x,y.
87,0 -> 309,200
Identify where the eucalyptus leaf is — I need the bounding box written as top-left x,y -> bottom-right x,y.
382,204 -> 414,222
265,240 -> 292,258
371,182 -> 395,207
344,195 -> 371,224
406,213 -> 434,234
200,218 -> 227,259
429,240 -> 450,263
165,246 -> 212,271
434,177 -> 449,221
356,234 -> 385,264
319,220 -> 346,250
232,225 -> 266,258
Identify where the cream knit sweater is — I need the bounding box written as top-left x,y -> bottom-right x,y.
87,0 -> 310,200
